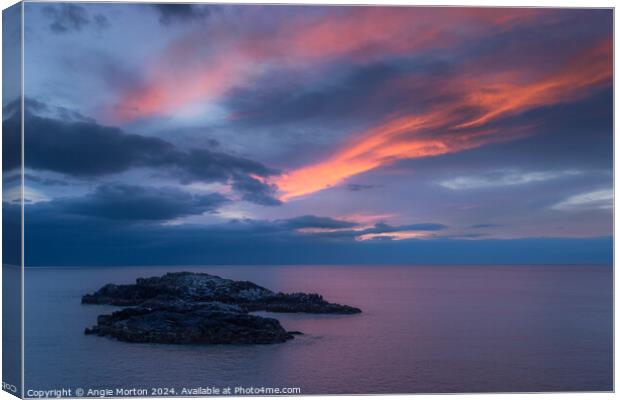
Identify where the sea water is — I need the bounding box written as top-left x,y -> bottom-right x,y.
22,264 -> 612,394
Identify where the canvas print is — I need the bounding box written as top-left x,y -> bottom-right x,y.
2,2 -> 613,397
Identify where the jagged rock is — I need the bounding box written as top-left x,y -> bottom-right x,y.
82,272 -> 361,345
84,301 -> 294,344
243,292 -> 362,314
82,272 -> 361,314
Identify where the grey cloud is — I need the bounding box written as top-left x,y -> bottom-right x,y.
231,175 -> 282,206
369,222 -> 447,233
16,113 -> 177,176
43,4 -> 109,34
3,97 -> 94,123
346,183 -> 380,192
439,170 -> 583,190
283,215 -> 358,230
176,148 -> 277,184
151,4 -> 210,25
225,61 -> 416,128
51,183 -> 229,222
3,100 -> 281,206
25,174 -> 70,186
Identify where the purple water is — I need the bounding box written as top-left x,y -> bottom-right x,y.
24,265 -> 612,394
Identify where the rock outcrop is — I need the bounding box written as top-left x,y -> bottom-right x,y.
83,272 -> 361,344
84,301 -> 294,344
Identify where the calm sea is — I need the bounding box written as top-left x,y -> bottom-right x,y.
22,265 -> 612,395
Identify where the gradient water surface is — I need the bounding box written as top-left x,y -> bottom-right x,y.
24,265 -> 612,394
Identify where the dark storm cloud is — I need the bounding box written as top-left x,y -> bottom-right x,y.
59,183 -> 228,221
13,112 -> 177,176
43,4 -> 109,34
151,4 -> 211,25
282,215 -> 358,230
175,148 -> 277,184
3,101 -> 281,206
231,175 -> 282,206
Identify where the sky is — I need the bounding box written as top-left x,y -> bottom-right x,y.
2,3 -> 613,266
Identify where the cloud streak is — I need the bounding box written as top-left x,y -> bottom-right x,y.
439,170 -> 582,190
274,38 -> 612,200
552,189 -> 613,211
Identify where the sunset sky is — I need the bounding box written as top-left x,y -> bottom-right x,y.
4,3 -> 613,265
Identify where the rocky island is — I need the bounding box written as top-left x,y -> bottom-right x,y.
82,272 -> 361,345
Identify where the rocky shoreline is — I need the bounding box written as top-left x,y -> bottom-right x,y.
82,272 -> 361,344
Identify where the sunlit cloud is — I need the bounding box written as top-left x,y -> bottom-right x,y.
356,230 -> 433,241
552,189 -> 613,211
107,7 -> 543,123
297,226 -> 365,234
338,212 -> 398,225
6,186 -> 50,204
455,38 -> 613,129
274,38 -> 611,200
294,212 -> 397,235
439,170 -> 582,190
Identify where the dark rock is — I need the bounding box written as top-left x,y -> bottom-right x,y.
82,272 -> 361,314
84,301 -> 294,344
243,292 -> 362,314
83,272 -> 361,345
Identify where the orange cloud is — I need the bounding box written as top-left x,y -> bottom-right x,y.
108,7 -> 543,123
286,7 -> 541,62
456,38 -> 612,129
111,48 -> 255,123
274,113 -> 502,201
274,39 -> 612,201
